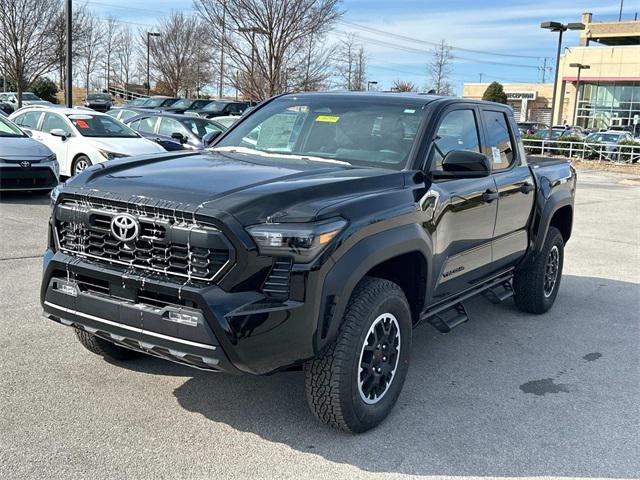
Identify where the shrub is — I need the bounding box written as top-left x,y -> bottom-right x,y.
31,77 -> 59,104
617,139 -> 640,163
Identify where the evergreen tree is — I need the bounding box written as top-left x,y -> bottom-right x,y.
482,81 -> 508,104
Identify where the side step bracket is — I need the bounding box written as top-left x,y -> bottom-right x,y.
427,302 -> 468,333
482,280 -> 514,304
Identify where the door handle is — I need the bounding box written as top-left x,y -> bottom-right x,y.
520,182 -> 535,194
481,190 -> 499,203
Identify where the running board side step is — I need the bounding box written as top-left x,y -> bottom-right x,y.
419,270 -> 514,333
427,302 -> 468,333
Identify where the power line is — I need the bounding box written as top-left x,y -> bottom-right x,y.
337,19 -> 546,60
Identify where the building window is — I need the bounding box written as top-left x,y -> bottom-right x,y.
576,81 -> 640,135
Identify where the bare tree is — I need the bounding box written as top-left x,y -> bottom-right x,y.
0,0 -> 60,106
352,46 -> 367,91
391,79 -> 417,92
336,33 -> 358,90
50,3 -> 91,90
80,17 -> 104,95
295,33 -> 334,91
428,40 -> 454,95
194,0 -> 342,100
144,13 -> 208,96
115,25 -> 135,91
101,17 -> 119,92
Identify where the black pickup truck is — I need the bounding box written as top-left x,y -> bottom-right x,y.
42,93 -> 575,432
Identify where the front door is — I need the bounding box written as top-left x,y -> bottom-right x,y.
40,112 -> 72,175
423,106 -> 498,301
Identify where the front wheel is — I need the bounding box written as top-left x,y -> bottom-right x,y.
72,155 -> 92,176
304,277 -> 412,433
513,226 -> 565,314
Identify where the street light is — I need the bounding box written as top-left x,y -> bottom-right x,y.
367,80 -> 378,91
146,32 -> 160,96
569,62 -> 590,126
540,21 -> 584,136
239,26 -> 267,100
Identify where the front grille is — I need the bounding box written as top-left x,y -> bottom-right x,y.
55,199 -> 233,282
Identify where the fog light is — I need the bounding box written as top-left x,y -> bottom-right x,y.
57,282 -> 78,297
166,310 -> 201,327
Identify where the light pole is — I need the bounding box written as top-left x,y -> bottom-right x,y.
65,0 -> 72,107
569,62 -> 590,126
540,21 -> 585,136
238,26 -> 267,100
146,32 -> 160,96
367,80 -> 378,91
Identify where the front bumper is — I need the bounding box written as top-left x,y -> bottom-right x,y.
0,162 -> 59,191
41,249 -> 322,375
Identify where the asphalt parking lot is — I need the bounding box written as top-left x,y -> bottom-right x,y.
1,169 -> 638,480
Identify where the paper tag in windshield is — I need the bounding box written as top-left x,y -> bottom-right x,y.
315,115 -> 339,123
491,146 -> 502,164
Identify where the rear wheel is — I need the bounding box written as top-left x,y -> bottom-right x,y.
304,277 -> 412,433
72,155 -> 91,176
513,226 -> 564,314
74,328 -> 141,361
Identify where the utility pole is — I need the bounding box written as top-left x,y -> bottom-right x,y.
146,32 -> 160,96
540,57 -> 548,83
478,73 -> 484,83
65,0 -> 72,107
218,0 -> 226,99
619,0 -> 624,21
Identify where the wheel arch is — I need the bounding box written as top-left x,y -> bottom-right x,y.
316,223 -> 431,352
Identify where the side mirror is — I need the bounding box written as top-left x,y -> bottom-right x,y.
431,150 -> 491,180
202,130 -> 222,147
23,129 -> 33,137
50,129 -> 67,140
171,132 -> 188,144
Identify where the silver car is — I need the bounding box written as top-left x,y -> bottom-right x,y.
0,115 -> 59,192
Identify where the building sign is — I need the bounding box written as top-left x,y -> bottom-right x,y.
506,91 -> 537,100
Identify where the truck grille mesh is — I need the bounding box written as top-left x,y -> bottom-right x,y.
55,200 -> 232,282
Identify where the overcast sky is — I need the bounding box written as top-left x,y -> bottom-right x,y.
86,0 -> 637,94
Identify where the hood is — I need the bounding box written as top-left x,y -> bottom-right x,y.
64,150 -> 405,224
0,136 -> 53,159
89,137 -> 165,155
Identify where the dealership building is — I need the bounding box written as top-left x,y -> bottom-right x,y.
463,12 -> 640,134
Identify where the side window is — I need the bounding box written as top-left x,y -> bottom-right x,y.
120,110 -> 137,122
482,110 -> 515,171
429,109 -> 480,171
14,111 -> 42,129
42,113 -> 71,135
136,117 -> 157,134
158,117 -> 187,136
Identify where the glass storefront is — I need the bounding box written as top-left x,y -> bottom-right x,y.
576,81 -> 640,135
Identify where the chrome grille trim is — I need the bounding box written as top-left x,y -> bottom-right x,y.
54,199 -> 232,282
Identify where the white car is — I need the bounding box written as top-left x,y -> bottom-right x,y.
9,106 -> 165,177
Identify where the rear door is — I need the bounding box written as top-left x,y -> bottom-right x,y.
480,108 -> 535,272
157,117 -> 191,151
424,105 -> 499,301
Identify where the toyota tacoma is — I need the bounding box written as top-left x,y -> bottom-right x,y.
42,92 -> 576,432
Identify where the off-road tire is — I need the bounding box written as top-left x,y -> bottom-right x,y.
514,226 -> 564,314
304,277 -> 412,433
74,328 -> 141,361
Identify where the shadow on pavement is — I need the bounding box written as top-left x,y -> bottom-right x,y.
121,274 -> 640,477
0,190 -> 52,205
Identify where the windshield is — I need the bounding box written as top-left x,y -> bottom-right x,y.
0,116 -> 25,137
143,98 -> 175,108
214,96 -> 427,170
88,94 -> 110,101
586,133 -> 621,143
170,99 -> 194,109
67,114 -> 139,138
22,93 -> 40,101
202,101 -> 226,113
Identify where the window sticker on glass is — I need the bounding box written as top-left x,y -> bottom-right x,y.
315,115 -> 339,123
491,146 -> 502,164
403,109 -> 416,114
75,120 -> 90,129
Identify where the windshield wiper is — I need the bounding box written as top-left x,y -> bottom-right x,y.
211,146 -> 352,166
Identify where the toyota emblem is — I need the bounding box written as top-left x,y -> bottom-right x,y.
110,213 -> 139,242
20,161 -> 31,168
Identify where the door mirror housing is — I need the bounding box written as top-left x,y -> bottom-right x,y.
171,132 -> 188,144
431,150 -> 491,180
202,130 -> 222,147
50,129 -> 68,140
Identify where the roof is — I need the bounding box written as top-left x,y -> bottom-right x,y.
15,105 -> 109,116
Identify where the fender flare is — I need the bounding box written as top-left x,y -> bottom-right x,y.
315,223 -> 432,352
532,189 -> 573,257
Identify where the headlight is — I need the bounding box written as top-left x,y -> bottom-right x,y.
246,218 -> 347,262
43,153 -> 57,162
50,184 -> 63,206
98,149 -> 129,160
